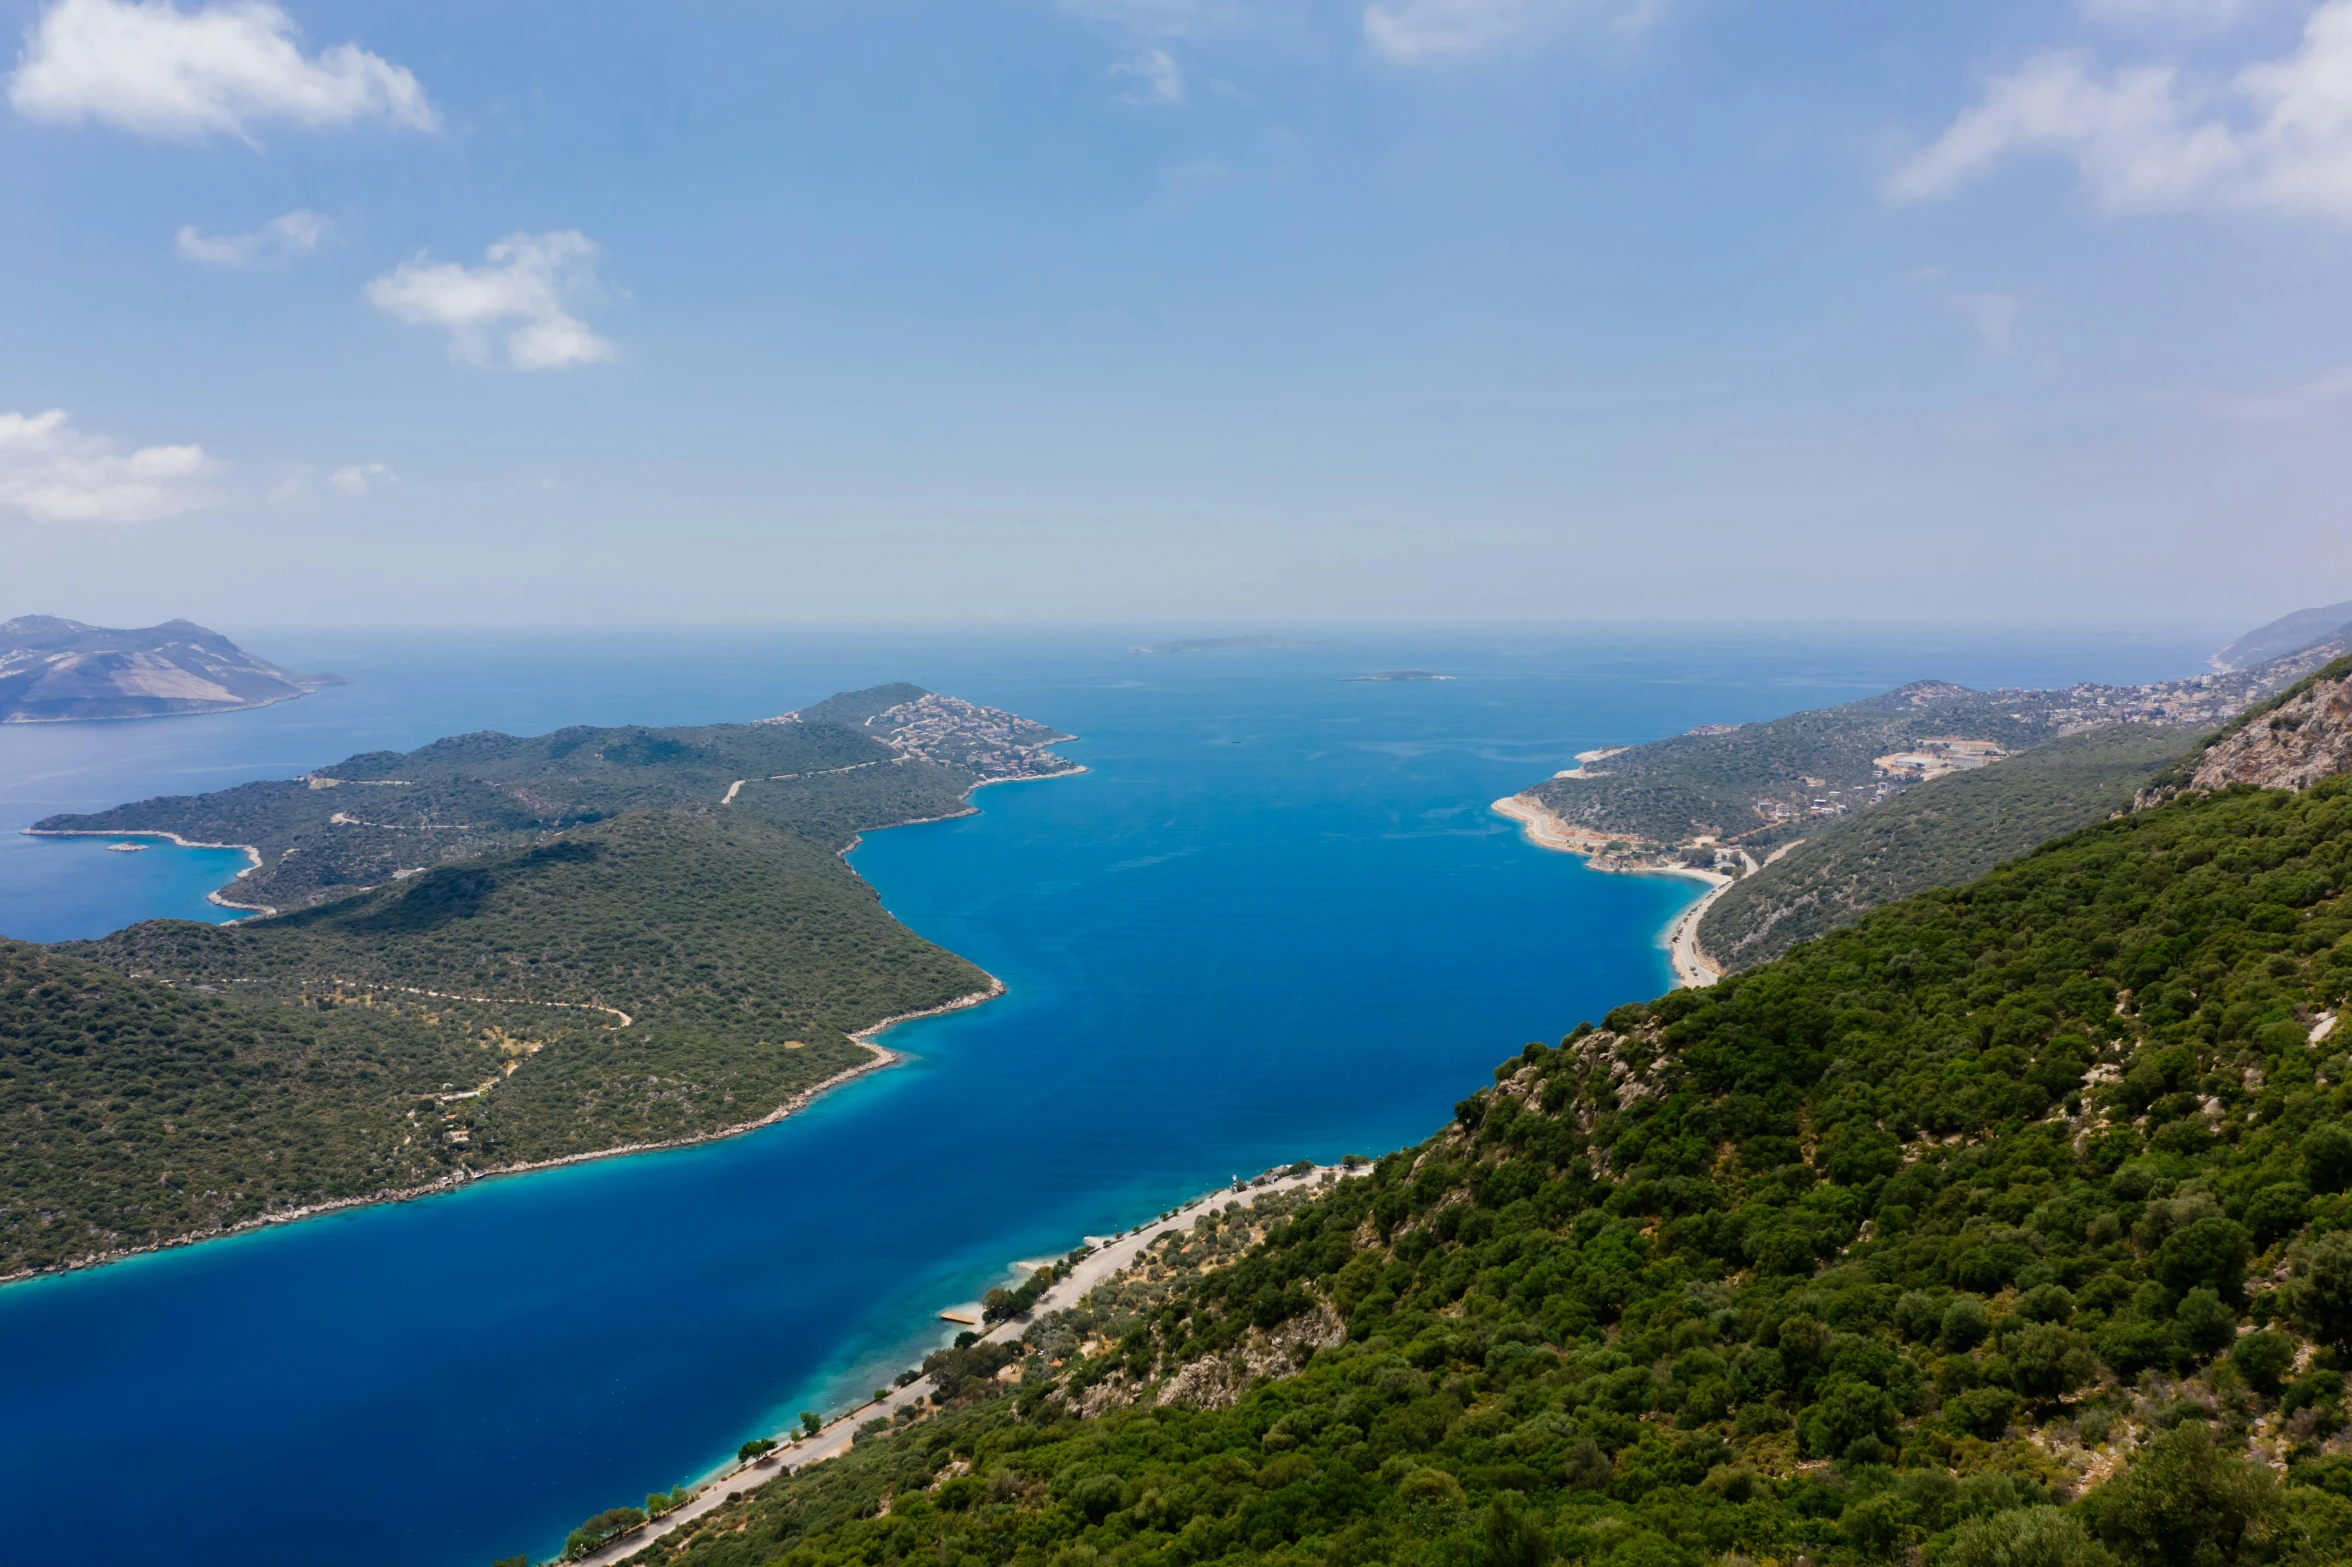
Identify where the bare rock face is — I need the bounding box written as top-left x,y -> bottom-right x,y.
2189,666 -> 2352,793
1154,1305 -> 1346,1412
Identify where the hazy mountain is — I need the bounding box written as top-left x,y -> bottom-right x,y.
2211,597 -> 2352,671
0,616 -> 342,724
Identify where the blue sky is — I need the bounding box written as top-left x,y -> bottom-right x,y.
1,0 -> 2348,627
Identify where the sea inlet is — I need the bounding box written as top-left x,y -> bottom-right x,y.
0,626 -> 2219,1566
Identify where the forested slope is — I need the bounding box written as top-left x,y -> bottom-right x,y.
602,776 -> 2352,1567
1697,724 -> 2192,972
1510,637 -> 2339,864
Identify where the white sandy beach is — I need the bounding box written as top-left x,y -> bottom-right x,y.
1491,793 -> 1728,987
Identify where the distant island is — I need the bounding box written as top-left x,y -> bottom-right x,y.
0,615 -> 344,724
1127,635 -> 1332,655
1342,670 -> 1453,682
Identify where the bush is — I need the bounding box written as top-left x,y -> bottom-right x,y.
1942,1297 -> 1992,1353
1841,1491 -> 1923,1558
1947,1505 -> 2114,1567
2232,1331 -> 2297,1396
2009,1324 -> 2097,1401
2098,1317 -> 2182,1380
562,1506 -> 647,1560
2152,1217 -> 2252,1299
2087,1423 -> 2274,1567
2286,1233 -> 2352,1349
2247,1183 -> 2311,1244
1486,1494 -> 1553,1567
2174,1289 -> 2240,1361
2305,1125 -> 2352,1194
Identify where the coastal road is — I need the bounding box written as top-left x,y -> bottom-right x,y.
586,1163 -> 1365,1567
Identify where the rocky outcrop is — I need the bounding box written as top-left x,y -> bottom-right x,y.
1154,1305 -> 1346,1412
2185,660 -> 2352,794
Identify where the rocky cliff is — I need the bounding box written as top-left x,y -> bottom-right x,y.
2182,653 -> 2352,792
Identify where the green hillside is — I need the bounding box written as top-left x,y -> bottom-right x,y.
600,778 -> 2352,1567
1,688 -> 1071,1277
1698,724 -> 2195,972
0,938 -> 483,1268
39,712 -> 972,913
1517,648 -> 2328,857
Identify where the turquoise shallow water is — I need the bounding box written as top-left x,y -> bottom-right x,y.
0,626 -> 2219,1566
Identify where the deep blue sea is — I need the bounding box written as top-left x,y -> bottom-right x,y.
0,625 -> 2223,1567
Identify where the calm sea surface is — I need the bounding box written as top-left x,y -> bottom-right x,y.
0,625 -> 2219,1567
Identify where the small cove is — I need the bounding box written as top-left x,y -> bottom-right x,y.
0,626 -> 2219,1566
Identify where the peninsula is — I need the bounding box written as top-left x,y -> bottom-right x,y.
0,614 -> 342,723
2,684 -> 1081,1277
1496,606 -> 2352,980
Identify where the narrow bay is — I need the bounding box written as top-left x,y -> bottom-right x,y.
0,627 -> 2214,1566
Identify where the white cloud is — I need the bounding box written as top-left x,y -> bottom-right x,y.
0,409 -> 217,523
1889,1 -> 2352,218
1111,46 -> 1186,104
365,231 -> 618,372
174,207 -> 328,267
328,461 -> 393,495
8,0 -> 434,142
1362,0 -> 1660,63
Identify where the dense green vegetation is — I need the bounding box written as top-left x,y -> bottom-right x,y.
2,689 -> 1066,1275
0,938 -> 479,1273
70,810 -> 984,1163
1522,652 -> 2315,853
612,779 -> 2352,1567
38,708 -> 978,912
1699,725 -> 2194,971
1527,683 -> 2125,850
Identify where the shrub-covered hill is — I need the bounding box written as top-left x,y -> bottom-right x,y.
0,938 -> 484,1271
1696,723 -> 2193,973
607,780 -> 2352,1567
3,687 -> 1073,1276
3,811 -> 990,1277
